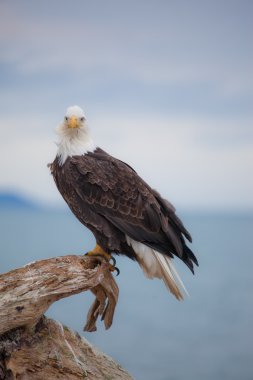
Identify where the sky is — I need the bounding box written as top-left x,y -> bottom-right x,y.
0,0 -> 252,211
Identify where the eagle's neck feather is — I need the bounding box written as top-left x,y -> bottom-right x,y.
56,126 -> 96,165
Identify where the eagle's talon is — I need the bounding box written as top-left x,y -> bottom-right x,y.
109,256 -> 117,266
109,264 -> 120,276
109,256 -> 120,276
85,250 -> 120,275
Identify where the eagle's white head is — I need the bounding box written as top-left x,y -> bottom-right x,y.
56,105 -> 96,165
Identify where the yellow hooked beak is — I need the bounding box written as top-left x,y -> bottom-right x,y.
68,116 -> 79,129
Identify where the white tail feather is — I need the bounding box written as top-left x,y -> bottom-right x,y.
125,235 -> 188,300
152,251 -> 186,300
164,255 -> 189,297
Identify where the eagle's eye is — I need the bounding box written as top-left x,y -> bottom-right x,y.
65,116 -> 68,121
80,117 -> 85,122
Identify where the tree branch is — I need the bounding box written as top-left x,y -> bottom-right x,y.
0,255 -> 119,335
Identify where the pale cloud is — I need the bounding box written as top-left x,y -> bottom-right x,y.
0,136 -> 58,204
0,113 -> 252,211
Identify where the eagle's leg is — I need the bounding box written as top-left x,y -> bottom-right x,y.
86,244 -> 120,275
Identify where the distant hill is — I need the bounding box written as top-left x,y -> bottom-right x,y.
0,192 -> 38,210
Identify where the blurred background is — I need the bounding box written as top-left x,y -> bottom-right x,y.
0,1 -> 252,379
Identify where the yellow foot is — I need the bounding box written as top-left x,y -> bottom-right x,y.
85,244 -> 120,276
86,244 -> 112,261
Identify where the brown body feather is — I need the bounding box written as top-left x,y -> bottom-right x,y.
49,148 -> 198,273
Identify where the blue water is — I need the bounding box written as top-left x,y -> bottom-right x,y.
0,209 -> 252,380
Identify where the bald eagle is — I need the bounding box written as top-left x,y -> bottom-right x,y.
49,105 -> 198,300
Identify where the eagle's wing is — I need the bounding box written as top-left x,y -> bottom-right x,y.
68,149 -> 197,270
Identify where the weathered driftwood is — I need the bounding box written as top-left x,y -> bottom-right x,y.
0,316 -> 133,380
0,255 -> 134,379
0,255 -> 118,335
